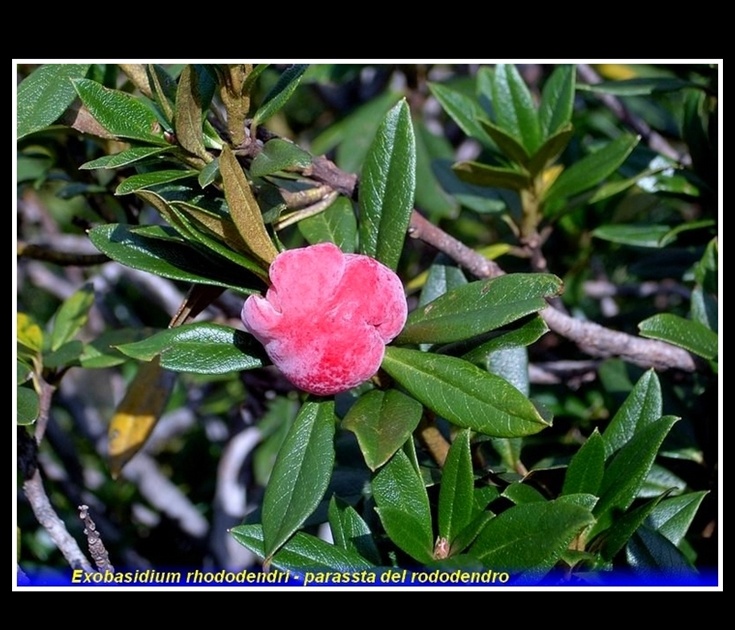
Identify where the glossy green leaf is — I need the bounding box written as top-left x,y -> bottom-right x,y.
146,64 -> 177,121
298,196 -> 357,253
72,78 -> 167,144
602,369 -> 662,459
658,219 -> 715,248
49,283 -> 95,351
462,316 -> 549,364
397,273 -> 561,345
638,314 -> 717,360
601,494 -> 669,561
539,65 -> 575,138
382,347 -> 550,438
42,340 -> 84,369
544,134 -> 639,205
479,119 -> 529,164
116,323 -> 264,374
342,389 -> 422,472
486,346 -> 529,395
220,144 -> 279,267
230,524 -> 374,573
470,497 -> 595,582
359,99 -> 416,271
80,146 -> 171,170
252,64 -> 309,127
579,77 -> 698,96
626,525 -> 696,571
639,464 -> 687,498
592,224 -> 672,247
372,449 -> 434,564
502,482 -> 546,504
17,64 -> 91,139
327,496 -> 381,565
592,415 -> 678,537
451,511 -> 495,556
418,263 -> 467,307
198,158 -> 219,188
491,64 -> 542,153
174,65 -> 209,161
250,138 -> 312,178
88,223 -> 257,293
562,429 -> 605,496
17,386 -> 40,425
414,121 -> 458,219
527,125 -> 574,176
647,491 -> 708,546
115,169 -> 197,195
79,328 -> 152,368
428,82 -> 494,146
262,400 -> 336,559
452,161 -> 531,191
438,429 -> 473,543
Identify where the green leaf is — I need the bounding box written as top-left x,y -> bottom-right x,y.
397,273 -> 561,345
562,429 -> 605,496
527,124 -> 574,176
469,497 -> 595,582
428,81 -> 494,147
418,263 -> 468,307
591,416 -> 679,538
80,146 -> 171,170
592,224 -> 672,248
49,283 -> 95,351
372,449 -> 434,564
626,525 -> 696,572
174,65 -> 210,161
43,340 -> 84,369
602,369 -> 662,459
342,389 -> 423,471
452,161 -> 531,191
647,491 -> 708,547
413,121 -> 459,219
479,119 -> 530,164
438,429 -> 473,544
502,482 -> 546,504
544,134 -> 640,205
87,223 -> 259,293
146,64 -> 177,121
230,524 -> 374,574
198,158 -> 220,188
17,386 -> 40,425
382,347 -> 550,438
538,65 -> 575,138
491,64 -> 542,153
358,99 -> 416,271
601,493 -> 669,561
252,64 -> 309,127
17,64 -> 91,139
638,314 -> 717,360
79,328 -> 152,368
115,169 -> 197,195
219,144 -> 279,267
327,496 -> 381,565
298,196 -> 357,253
578,77 -> 699,96
250,138 -> 312,178
116,323 -> 264,374
262,400 -> 336,559
462,316 -> 549,365
72,78 -> 167,144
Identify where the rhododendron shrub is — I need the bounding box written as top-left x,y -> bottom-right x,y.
241,243 -> 407,395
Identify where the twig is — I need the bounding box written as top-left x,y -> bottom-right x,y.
17,242 -> 109,266
78,505 -> 114,573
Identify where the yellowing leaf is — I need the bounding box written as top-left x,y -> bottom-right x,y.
17,313 -> 43,353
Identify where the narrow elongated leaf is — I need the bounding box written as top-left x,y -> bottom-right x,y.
262,400 -> 336,559
88,223 -> 259,292
414,121 -> 458,219
372,449 -> 434,564
527,125 -> 574,176
491,64 -> 542,153
428,82 -> 494,146
174,65 -> 210,161
358,99 -> 415,271
602,369 -> 661,458
49,283 -> 95,351
80,146 -> 171,170
453,161 -> 531,191
116,322 -> 264,374
397,273 -> 561,345
419,263 -> 468,306
219,144 -> 278,266
438,430 -> 473,545
230,524 -> 374,574
342,389 -> 422,471
72,78 -> 167,144
647,491 -> 708,546
562,429 -> 605,496
250,138 -> 312,177
462,315 -> 549,364
544,134 -> 639,204
115,169 -> 197,195
592,224 -> 672,247
539,65 -> 575,138
328,496 -> 381,565
146,64 -> 177,120
502,482 -> 546,504
382,347 -> 550,438
639,314 -> 717,360
591,416 -> 679,537
626,525 -> 696,571
17,64 -> 91,139
470,497 -> 595,582
579,77 -> 698,96
479,119 -> 530,164
298,197 -> 357,253
602,493 -> 669,561
252,64 -> 309,127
